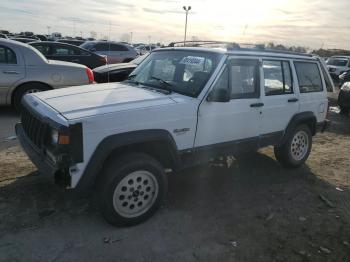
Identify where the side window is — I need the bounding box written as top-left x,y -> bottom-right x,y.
229,59 -> 259,99
96,43 -> 109,51
110,44 -> 128,51
34,45 -> 50,56
294,62 -> 323,93
263,60 -> 293,95
0,46 -> 17,64
52,46 -> 75,56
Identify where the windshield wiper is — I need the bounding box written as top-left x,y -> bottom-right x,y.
150,76 -> 172,93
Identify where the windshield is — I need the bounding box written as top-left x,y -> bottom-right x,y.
326,58 -> 349,67
129,50 -> 222,97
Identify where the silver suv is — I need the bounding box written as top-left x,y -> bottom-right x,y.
80,41 -> 138,64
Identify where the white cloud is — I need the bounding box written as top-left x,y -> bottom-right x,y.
0,0 -> 349,49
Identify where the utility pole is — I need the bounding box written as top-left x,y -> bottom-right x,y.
183,6 -> 191,46
130,32 -> 133,45
47,26 -> 51,36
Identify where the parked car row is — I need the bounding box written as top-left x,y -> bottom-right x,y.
29,41 -> 107,69
0,38 -> 94,111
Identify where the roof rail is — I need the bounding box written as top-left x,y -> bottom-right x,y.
167,40 -> 313,57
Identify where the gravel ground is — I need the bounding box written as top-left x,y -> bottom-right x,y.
0,103 -> 349,262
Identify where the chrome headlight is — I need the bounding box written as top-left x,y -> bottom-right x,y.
51,129 -> 59,145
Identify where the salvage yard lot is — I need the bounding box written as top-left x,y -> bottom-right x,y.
0,105 -> 349,262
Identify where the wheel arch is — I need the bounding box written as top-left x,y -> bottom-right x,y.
11,81 -> 52,106
280,111 -> 317,145
76,129 -> 181,192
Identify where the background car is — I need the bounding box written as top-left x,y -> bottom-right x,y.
30,41 -> 107,69
135,44 -> 158,55
93,54 -> 148,83
0,39 -> 94,111
326,56 -> 350,81
80,41 -> 137,63
339,70 -> 350,86
0,34 -> 8,39
57,39 -> 85,46
10,37 -> 40,43
338,82 -> 350,115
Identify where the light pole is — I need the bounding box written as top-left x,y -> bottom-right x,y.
183,6 -> 191,46
47,26 -> 51,36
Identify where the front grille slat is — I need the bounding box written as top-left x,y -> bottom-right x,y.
20,106 -> 47,148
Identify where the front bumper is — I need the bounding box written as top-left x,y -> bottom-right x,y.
16,123 -> 67,185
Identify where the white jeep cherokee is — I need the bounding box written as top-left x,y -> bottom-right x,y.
16,46 -> 333,226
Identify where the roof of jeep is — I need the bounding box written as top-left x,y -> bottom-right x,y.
155,47 -> 317,60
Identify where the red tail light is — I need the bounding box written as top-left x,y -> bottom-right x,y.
86,68 -> 94,84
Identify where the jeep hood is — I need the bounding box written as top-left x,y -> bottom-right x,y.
33,83 -> 176,120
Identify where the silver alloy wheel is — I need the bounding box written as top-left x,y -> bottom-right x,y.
25,89 -> 41,94
290,130 -> 309,161
113,170 -> 159,218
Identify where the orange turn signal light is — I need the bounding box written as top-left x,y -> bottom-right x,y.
58,135 -> 70,145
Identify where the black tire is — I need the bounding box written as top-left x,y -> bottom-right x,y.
274,124 -> 312,168
339,106 -> 349,115
13,83 -> 50,112
97,153 -> 167,227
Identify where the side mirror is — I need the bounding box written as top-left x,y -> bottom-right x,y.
206,88 -> 230,102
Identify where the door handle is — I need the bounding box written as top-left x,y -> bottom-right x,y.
71,59 -> 79,63
3,70 -> 19,75
288,98 -> 298,102
250,103 -> 264,108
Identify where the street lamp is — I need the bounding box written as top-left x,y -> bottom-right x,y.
183,6 -> 191,46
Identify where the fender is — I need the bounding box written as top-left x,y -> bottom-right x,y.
279,111 -> 317,145
75,129 -> 181,192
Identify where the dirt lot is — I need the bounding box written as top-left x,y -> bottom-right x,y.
0,103 -> 349,262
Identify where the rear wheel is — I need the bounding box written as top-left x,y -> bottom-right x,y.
97,153 -> 167,226
13,83 -> 50,112
274,125 -> 312,168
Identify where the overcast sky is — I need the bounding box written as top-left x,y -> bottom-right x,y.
0,0 -> 349,49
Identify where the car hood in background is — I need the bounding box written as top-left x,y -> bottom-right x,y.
93,62 -> 137,73
33,83 -> 176,120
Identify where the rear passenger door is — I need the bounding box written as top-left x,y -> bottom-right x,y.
260,59 -> 299,143
293,61 -> 328,123
0,45 -> 25,104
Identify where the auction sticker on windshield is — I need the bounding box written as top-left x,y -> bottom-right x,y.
180,56 -> 205,65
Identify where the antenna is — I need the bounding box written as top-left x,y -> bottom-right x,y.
107,21 -> 111,83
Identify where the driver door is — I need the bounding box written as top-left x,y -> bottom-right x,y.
194,57 -> 262,156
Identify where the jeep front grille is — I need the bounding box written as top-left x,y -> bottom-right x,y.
21,106 -> 47,148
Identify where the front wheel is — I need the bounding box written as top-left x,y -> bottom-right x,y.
97,153 -> 167,226
274,125 -> 312,168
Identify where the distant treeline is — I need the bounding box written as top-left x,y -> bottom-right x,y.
266,42 -> 350,57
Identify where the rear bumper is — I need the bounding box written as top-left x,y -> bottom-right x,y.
316,120 -> 330,133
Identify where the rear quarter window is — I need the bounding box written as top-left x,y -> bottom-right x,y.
294,62 -> 323,93
0,45 -> 17,64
